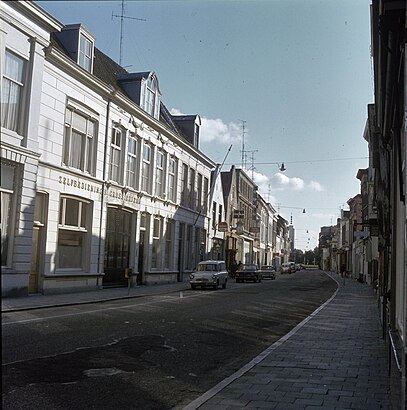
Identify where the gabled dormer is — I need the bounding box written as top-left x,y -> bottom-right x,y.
117,71 -> 161,120
55,24 -> 95,73
172,114 -> 201,148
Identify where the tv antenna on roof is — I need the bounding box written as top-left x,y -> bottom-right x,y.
112,0 -> 146,66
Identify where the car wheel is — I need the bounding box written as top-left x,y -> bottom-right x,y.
222,280 -> 227,289
214,281 -> 218,290
259,277 -> 262,283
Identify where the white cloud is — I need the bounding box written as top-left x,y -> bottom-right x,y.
170,108 -> 241,145
170,108 -> 185,116
200,117 -> 241,144
308,180 -> 325,192
270,172 -> 305,191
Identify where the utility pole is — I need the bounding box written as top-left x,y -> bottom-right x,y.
112,0 -> 146,66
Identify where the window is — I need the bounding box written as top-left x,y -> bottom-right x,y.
1,161 -> 16,267
167,157 -> 176,202
78,33 -> 93,72
155,150 -> 164,197
127,134 -> 138,189
218,204 -> 223,224
1,50 -> 25,132
141,74 -> 160,118
203,177 -> 209,213
109,126 -> 124,184
58,197 -> 90,270
197,174 -> 203,211
64,106 -> 97,175
181,164 -> 188,206
164,219 -> 174,269
151,217 -> 162,269
189,169 -> 195,209
141,143 -> 151,193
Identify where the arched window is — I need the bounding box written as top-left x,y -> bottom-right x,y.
142,73 -> 160,119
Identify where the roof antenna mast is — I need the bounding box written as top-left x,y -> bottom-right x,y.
238,119 -> 247,169
112,0 -> 146,66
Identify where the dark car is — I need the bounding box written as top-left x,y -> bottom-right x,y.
258,265 -> 276,280
235,264 -> 261,283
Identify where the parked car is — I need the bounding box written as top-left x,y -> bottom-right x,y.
258,265 -> 276,280
235,264 -> 261,283
281,262 -> 296,274
189,260 -> 228,290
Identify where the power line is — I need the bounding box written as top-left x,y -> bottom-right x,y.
225,156 -> 368,166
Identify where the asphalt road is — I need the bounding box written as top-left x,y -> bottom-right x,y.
2,270 -> 337,410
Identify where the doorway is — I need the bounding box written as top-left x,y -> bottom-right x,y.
103,208 -> 131,287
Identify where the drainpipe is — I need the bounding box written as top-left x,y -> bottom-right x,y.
97,95 -> 112,287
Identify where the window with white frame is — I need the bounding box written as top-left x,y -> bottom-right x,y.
1,50 -> 25,133
167,157 -> 176,202
189,168 -> 195,210
155,150 -> 164,198
109,126 -> 125,184
126,133 -> 139,189
203,177 -> 209,213
218,204 -> 223,224
78,32 -> 93,72
197,173 -> 202,211
141,142 -> 151,193
181,164 -> 188,206
1,161 -> 16,267
141,75 -> 160,118
151,217 -> 162,269
58,196 -> 90,270
64,106 -> 97,175
164,219 -> 174,269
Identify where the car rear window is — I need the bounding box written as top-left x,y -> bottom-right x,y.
197,264 -> 216,272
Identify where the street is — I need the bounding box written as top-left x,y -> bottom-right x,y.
2,270 -> 336,410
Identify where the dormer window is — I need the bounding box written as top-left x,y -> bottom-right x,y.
55,24 -> 95,74
79,33 -> 93,72
117,71 -> 161,119
141,73 -> 160,119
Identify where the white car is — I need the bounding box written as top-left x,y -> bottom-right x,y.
190,260 -> 228,290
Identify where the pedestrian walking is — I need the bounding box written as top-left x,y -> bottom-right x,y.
229,260 -> 238,279
340,264 -> 346,285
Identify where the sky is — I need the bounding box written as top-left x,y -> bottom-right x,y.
37,0 -> 373,251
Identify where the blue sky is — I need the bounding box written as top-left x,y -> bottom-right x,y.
37,0 -> 373,251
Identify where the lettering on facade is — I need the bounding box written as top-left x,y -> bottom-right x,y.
58,176 -> 142,205
58,176 -> 102,194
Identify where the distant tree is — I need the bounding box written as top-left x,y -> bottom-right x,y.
290,248 -> 304,263
303,247 -> 321,266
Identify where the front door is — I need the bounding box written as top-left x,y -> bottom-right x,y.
103,208 -> 131,287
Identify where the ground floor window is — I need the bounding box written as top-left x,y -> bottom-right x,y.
151,216 -> 162,269
164,219 -> 174,269
58,196 -> 90,270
